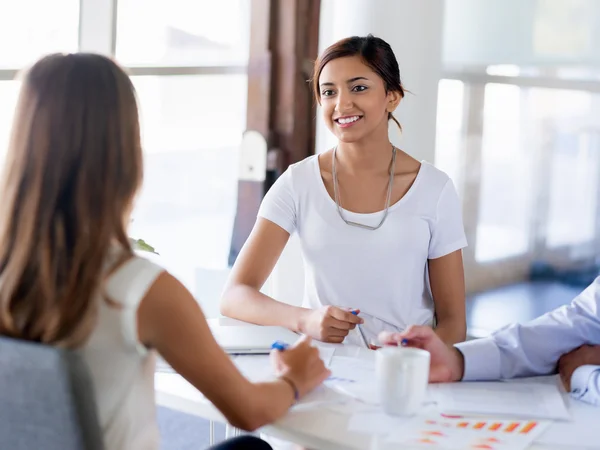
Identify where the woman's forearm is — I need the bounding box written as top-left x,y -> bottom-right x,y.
220,284 -> 309,332
434,316 -> 466,345
223,379 -> 295,431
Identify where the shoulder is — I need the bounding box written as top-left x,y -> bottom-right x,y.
104,253 -> 165,308
286,154 -> 319,182
407,160 -> 459,216
268,154 -> 319,197
418,161 -> 453,192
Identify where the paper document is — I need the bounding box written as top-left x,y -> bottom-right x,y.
348,411 -> 551,449
324,356 -> 378,404
429,381 -> 570,421
233,355 -> 273,382
347,411 -> 409,435
232,345 -> 335,382
316,346 -> 336,367
385,414 -> 551,450
536,396 -> 600,448
327,356 -> 375,383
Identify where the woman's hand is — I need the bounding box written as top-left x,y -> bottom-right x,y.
299,306 -> 363,343
270,335 -> 331,397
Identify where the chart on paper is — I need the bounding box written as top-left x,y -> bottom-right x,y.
363,413 -> 552,450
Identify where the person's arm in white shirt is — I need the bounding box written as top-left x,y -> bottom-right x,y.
428,179 -> 469,345
570,365 -> 600,405
219,168 -> 362,343
456,276 -> 600,405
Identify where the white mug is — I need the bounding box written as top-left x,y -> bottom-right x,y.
376,346 -> 430,416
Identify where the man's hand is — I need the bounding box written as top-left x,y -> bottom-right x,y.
378,325 -> 465,383
558,344 -> 600,391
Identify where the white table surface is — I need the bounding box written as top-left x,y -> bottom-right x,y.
155,318 -> 599,450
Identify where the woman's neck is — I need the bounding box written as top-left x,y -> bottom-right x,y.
335,131 -> 394,176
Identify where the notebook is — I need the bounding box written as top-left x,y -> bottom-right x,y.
210,325 -> 301,355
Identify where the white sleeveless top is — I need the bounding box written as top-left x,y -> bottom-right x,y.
258,155 -> 468,345
76,255 -> 164,450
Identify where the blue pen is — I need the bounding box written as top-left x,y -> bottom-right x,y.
271,340 -> 290,351
351,310 -> 370,349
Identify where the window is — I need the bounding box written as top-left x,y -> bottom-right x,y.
116,1 -> 252,296
439,0 -> 600,292
129,74 -> 248,284
0,0 -> 79,69
476,84 -> 534,262
0,81 -> 20,160
528,88 -> 600,247
116,0 -> 250,67
0,0 -> 79,169
0,0 -> 251,306
435,79 -> 465,189
436,75 -> 600,291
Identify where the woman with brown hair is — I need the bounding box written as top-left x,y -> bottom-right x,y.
221,35 -> 467,348
0,53 -> 329,450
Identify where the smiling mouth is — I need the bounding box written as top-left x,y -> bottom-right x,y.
334,115 -> 363,127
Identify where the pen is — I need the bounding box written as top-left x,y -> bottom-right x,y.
271,340 -> 290,351
351,310 -> 370,349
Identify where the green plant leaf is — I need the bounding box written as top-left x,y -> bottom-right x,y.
129,238 -> 159,255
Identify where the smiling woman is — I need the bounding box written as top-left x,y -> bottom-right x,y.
220,35 -> 468,348
314,36 -> 404,136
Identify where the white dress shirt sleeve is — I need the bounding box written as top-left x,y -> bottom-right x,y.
455,276 -> 600,406
570,365 -> 600,406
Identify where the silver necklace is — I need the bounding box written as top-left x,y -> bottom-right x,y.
332,145 -> 397,230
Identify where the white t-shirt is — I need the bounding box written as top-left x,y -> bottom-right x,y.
76,254 -> 164,450
258,155 -> 467,345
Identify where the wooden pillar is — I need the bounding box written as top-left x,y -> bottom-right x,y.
228,0 -> 321,266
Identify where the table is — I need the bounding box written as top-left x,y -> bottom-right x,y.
155,318 -> 599,450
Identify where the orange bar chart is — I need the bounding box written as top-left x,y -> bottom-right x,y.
520,422 -> 537,434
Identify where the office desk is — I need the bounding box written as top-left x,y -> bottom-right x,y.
155,319 -> 599,450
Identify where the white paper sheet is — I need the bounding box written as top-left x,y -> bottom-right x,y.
233,355 -> 273,381
347,411 -> 410,434
536,396 -> 600,448
385,415 -> 551,450
429,381 -> 570,420
348,410 -> 552,449
316,345 -> 336,367
324,356 -> 379,404
231,345 -> 335,382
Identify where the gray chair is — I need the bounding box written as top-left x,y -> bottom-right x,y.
0,336 -> 104,450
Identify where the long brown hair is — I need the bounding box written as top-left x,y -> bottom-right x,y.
312,34 -> 405,131
0,53 -> 143,348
